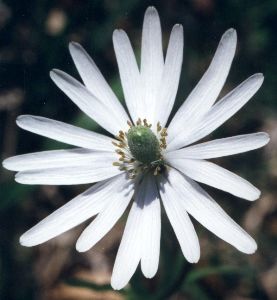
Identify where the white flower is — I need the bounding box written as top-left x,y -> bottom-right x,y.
2,7 -> 269,290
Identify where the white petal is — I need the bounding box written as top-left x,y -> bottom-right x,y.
167,73 -> 264,151
158,175 -> 200,263
16,115 -> 115,151
3,148 -> 114,171
156,24 -> 184,127
168,169 -> 257,254
168,28 -> 237,140
69,42 -> 129,126
111,180 -> 145,290
166,132 -> 269,160
168,158 -> 260,201
113,29 -> 141,123
50,69 -> 128,135
76,179 -> 134,252
140,6 -> 164,124
15,152 -> 121,185
140,175 -> 161,278
20,174 -> 126,246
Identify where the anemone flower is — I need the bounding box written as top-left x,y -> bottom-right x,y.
3,6 -> 269,289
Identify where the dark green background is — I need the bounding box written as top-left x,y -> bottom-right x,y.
0,0 -> 276,299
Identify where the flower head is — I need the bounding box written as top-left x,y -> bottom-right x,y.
2,6 -> 269,289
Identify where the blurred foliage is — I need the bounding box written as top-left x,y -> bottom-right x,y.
0,0 -> 276,299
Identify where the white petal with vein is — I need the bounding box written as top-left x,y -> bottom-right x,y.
3,148 -> 114,171
168,73 -> 264,150
111,180 -> 145,290
20,174 -> 127,246
159,175 -> 200,263
15,152 -> 121,185
166,132 -> 269,159
69,42 -> 129,125
140,175 -> 161,278
113,29 -> 141,123
16,115 -> 114,151
168,158 -> 260,201
156,24 -> 184,127
76,178 -> 134,252
168,169 -> 257,254
50,69 -> 127,135
140,6 -> 164,124
168,28 -> 237,140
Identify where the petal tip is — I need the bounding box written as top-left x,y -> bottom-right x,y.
16,114 -> 27,125
243,240 -> 257,254
172,23 -> 183,33
253,73 -> 264,82
187,253 -> 200,264
264,133 -> 270,144
225,28 -> 237,37
145,6 -> 158,15
110,279 -> 125,291
141,265 -> 158,279
75,240 -> 89,253
112,29 -> 125,39
220,28 -> 237,49
2,158 -> 12,171
245,188 -> 261,201
19,234 -> 32,247
15,172 -> 25,184
68,41 -> 81,53
49,69 -> 58,77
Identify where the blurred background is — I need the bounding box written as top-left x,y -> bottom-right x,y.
0,0 -> 276,299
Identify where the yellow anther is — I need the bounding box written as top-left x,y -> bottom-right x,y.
157,122 -> 162,132
112,141 -> 120,147
119,167 -> 127,171
116,149 -> 125,155
136,118 -> 142,125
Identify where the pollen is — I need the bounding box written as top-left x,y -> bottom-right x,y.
112,119 -> 168,178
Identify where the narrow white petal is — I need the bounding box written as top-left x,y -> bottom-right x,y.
168,158 -> 260,201
168,28 -> 237,139
168,73 -> 264,151
113,29 -> 141,122
156,24 -> 184,127
158,175 -> 200,263
20,174 -> 126,246
111,180 -> 145,290
16,115 -> 115,151
76,179 -> 134,252
140,175 -> 161,278
3,149 -> 113,171
15,152 -> 121,185
50,69 -> 127,135
140,6 -> 164,124
166,132 -> 269,160
69,42 -> 129,126
168,169 -> 257,254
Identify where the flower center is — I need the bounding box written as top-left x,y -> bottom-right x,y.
127,125 -> 160,164
112,118 -> 168,178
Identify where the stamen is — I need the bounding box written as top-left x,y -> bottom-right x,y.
136,118 -> 142,126
157,122 -> 162,132
112,141 -> 120,147
112,118 -> 168,178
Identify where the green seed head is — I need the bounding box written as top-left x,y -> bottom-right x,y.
127,125 -> 161,164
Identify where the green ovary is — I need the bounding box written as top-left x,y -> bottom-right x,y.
127,125 -> 161,164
